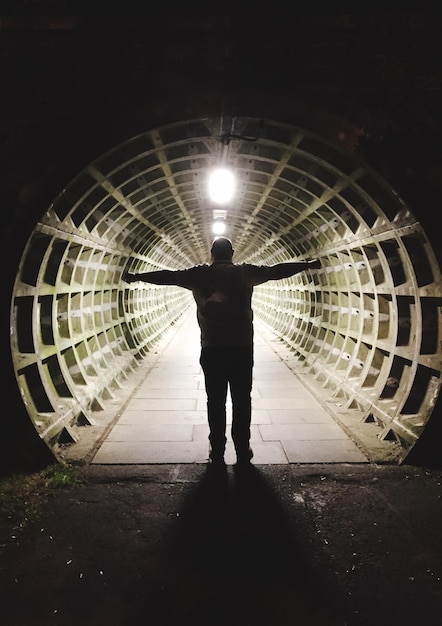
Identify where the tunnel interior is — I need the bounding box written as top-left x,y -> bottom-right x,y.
9,115 -> 442,466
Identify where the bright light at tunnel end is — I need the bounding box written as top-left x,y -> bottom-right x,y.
212,220 -> 226,235
208,167 -> 235,204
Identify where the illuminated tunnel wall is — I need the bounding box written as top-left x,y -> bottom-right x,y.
10,116 -> 442,465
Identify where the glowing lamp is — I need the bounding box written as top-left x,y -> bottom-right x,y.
208,168 -> 235,204
212,221 -> 226,235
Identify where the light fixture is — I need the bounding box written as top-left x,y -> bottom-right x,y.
208,167 -> 235,204
212,220 -> 226,235
208,116 -> 261,204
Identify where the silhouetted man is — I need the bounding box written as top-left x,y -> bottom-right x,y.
123,237 -> 320,467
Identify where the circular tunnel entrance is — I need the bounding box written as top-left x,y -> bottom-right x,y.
10,116 -> 442,466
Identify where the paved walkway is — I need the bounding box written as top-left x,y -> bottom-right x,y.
92,309 -> 368,465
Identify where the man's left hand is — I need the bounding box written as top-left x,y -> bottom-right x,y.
307,259 -> 321,269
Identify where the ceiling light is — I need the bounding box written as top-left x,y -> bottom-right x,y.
212,220 -> 226,235
208,168 -> 235,204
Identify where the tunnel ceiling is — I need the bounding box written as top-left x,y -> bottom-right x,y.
3,13 -> 442,468
10,115 -> 442,466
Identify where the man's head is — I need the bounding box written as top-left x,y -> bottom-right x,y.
211,237 -> 234,261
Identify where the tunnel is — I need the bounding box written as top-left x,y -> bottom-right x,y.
3,15 -> 442,470
8,112 -> 442,467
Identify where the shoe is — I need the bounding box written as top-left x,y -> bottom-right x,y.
236,447 -> 254,465
209,446 -> 225,466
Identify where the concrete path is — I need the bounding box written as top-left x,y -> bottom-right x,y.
92,309 -> 368,465
4,463 -> 442,626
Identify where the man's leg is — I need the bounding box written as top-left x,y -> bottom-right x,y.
200,347 -> 228,461
229,345 -> 254,462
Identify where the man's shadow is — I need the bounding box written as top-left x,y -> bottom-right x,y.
145,464 -> 343,626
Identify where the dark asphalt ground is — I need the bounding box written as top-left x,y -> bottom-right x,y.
1,462 -> 442,626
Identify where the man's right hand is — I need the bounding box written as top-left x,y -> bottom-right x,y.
122,270 -> 136,283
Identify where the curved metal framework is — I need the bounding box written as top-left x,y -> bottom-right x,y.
10,117 -> 442,463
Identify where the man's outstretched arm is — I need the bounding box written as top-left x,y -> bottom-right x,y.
267,259 -> 321,280
122,269 -> 178,285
